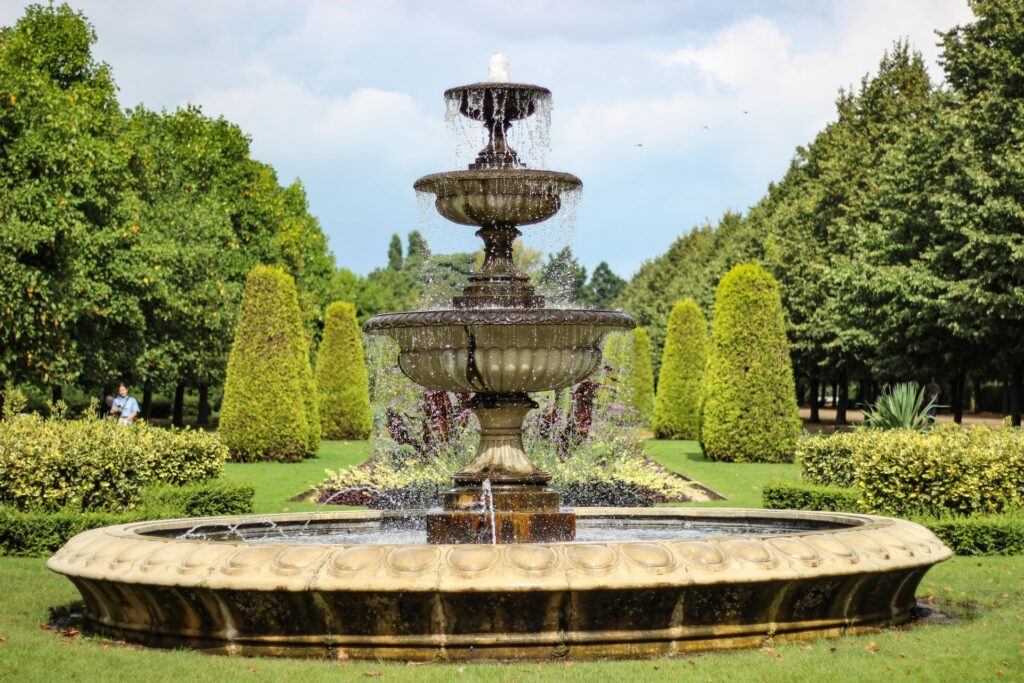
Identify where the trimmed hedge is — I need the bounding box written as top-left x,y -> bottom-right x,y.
798,425 -> 1024,517
603,327 -> 655,424
316,301 -> 372,440
762,481 -> 861,512
220,265 -> 320,462
652,299 -> 707,439
762,481 -> 1024,556
0,414 -> 226,512
0,480 -> 254,557
699,264 -> 801,462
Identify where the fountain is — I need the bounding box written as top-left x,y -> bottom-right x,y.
48,63 -> 952,661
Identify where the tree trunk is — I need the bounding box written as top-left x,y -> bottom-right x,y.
835,373 -> 849,425
142,382 -> 153,421
198,385 -> 211,428
51,385 -> 63,404
809,376 -> 821,423
172,383 -> 185,428
952,371 -> 966,424
1011,362 -> 1023,428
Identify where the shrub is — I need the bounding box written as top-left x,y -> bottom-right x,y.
762,481 -> 862,512
761,482 -> 1024,556
797,431 -> 859,487
0,413 -> 226,512
0,480 -> 253,557
316,301 -> 372,440
652,299 -> 707,439
862,382 -> 937,430
798,425 -> 1024,517
603,328 -> 655,424
220,266 -> 320,462
699,264 -> 801,462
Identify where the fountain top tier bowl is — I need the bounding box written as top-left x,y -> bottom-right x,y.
445,82 -> 551,125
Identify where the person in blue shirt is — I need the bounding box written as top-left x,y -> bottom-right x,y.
109,382 -> 140,425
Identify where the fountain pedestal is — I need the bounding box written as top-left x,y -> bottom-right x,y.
425,394 -> 575,544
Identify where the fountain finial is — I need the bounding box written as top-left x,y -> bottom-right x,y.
488,53 -> 510,82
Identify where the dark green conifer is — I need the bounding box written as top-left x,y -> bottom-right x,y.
316,301 -> 372,440
220,266 -> 318,461
700,264 -> 800,462
653,299 -> 707,439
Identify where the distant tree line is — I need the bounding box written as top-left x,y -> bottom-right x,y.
616,1 -> 1024,426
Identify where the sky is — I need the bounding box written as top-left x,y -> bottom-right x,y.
2,0 -> 975,278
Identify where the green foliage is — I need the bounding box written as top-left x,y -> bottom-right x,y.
539,246 -> 588,304
0,412 -> 225,512
139,481 -> 254,518
219,266 -> 319,462
585,262 -> 626,309
0,480 -> 253,557
762,481 -> 862,513
862,382 -> 937,430
316,302 -> 372,440
700,264 -> 801,463
763,481 -> 1024,556
652,299 -> 707,439
799,425 -> 1024,517
603,328 -> 655,424
797,431 -> 858,487
616,213 -> 760,375
924,512 -> 1024,557
386,233 -> 404,270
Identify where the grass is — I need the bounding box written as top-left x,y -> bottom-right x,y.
645,439 -> 801,507
221,439 -> 369,513
1,438 -> 1021,682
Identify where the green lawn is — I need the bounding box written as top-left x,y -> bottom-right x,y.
1,439 -> 1021,682
645,439 -> 801,507
222,439 -> 370,513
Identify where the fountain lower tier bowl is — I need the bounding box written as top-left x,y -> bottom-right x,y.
415,169 -> 581,227
48,508 -> 951,661
363,308 -> 634,393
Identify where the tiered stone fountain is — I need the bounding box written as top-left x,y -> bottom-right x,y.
364,66 -> 633,545
47,63 -> 952,662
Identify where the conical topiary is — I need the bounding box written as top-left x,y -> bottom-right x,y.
699,263 -> 800,462
316,301 -> 372,440
653,299 -> 707,439
602,327 -> 655,425
220,265 -> 318,462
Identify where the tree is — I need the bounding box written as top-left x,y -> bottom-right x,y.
387,233 -> 404,271
603,327 -> 655,424
937,1 -> 1024,424
652,299 -> 707,439
316,301 -> 372,440
539,246 -> 587,305
699,264 -> 800,463
585,262 -> 626,309
219,266 -> 317,461
0,3 -> 136,393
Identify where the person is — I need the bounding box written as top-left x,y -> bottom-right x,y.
925,377 -> 941,417
109,382 -> 140,425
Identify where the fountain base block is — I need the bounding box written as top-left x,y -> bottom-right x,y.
425,509 -> 575,544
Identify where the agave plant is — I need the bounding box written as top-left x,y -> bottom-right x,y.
861,382 -> 939,431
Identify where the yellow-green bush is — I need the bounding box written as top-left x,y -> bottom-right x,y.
798,425 -> 1024,517
316,301 -> 372,440
603,328 -> 655,424
699,264 -> 800,462
220,266 -> 320,461
652,299 -> 707,439
0,414 -> 226,512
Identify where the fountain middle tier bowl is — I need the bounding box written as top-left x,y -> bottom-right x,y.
363,308 -> 634,393
414,169 -> 581,227
48,508 -> 952,661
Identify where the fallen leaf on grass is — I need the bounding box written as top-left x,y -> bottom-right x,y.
865,642 -> 879,654
335,650 -> 349,662
364,672 -> 382,678
760,647 -> 782,661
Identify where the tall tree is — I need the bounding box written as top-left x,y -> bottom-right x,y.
316,301 -> 372,440
652,299 -> 707,439
585,261 -> 626,309
0,3 -> 136,392
539,246 -> 587,305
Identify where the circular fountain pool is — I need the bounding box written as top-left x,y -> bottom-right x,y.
48,508 -> 951,660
